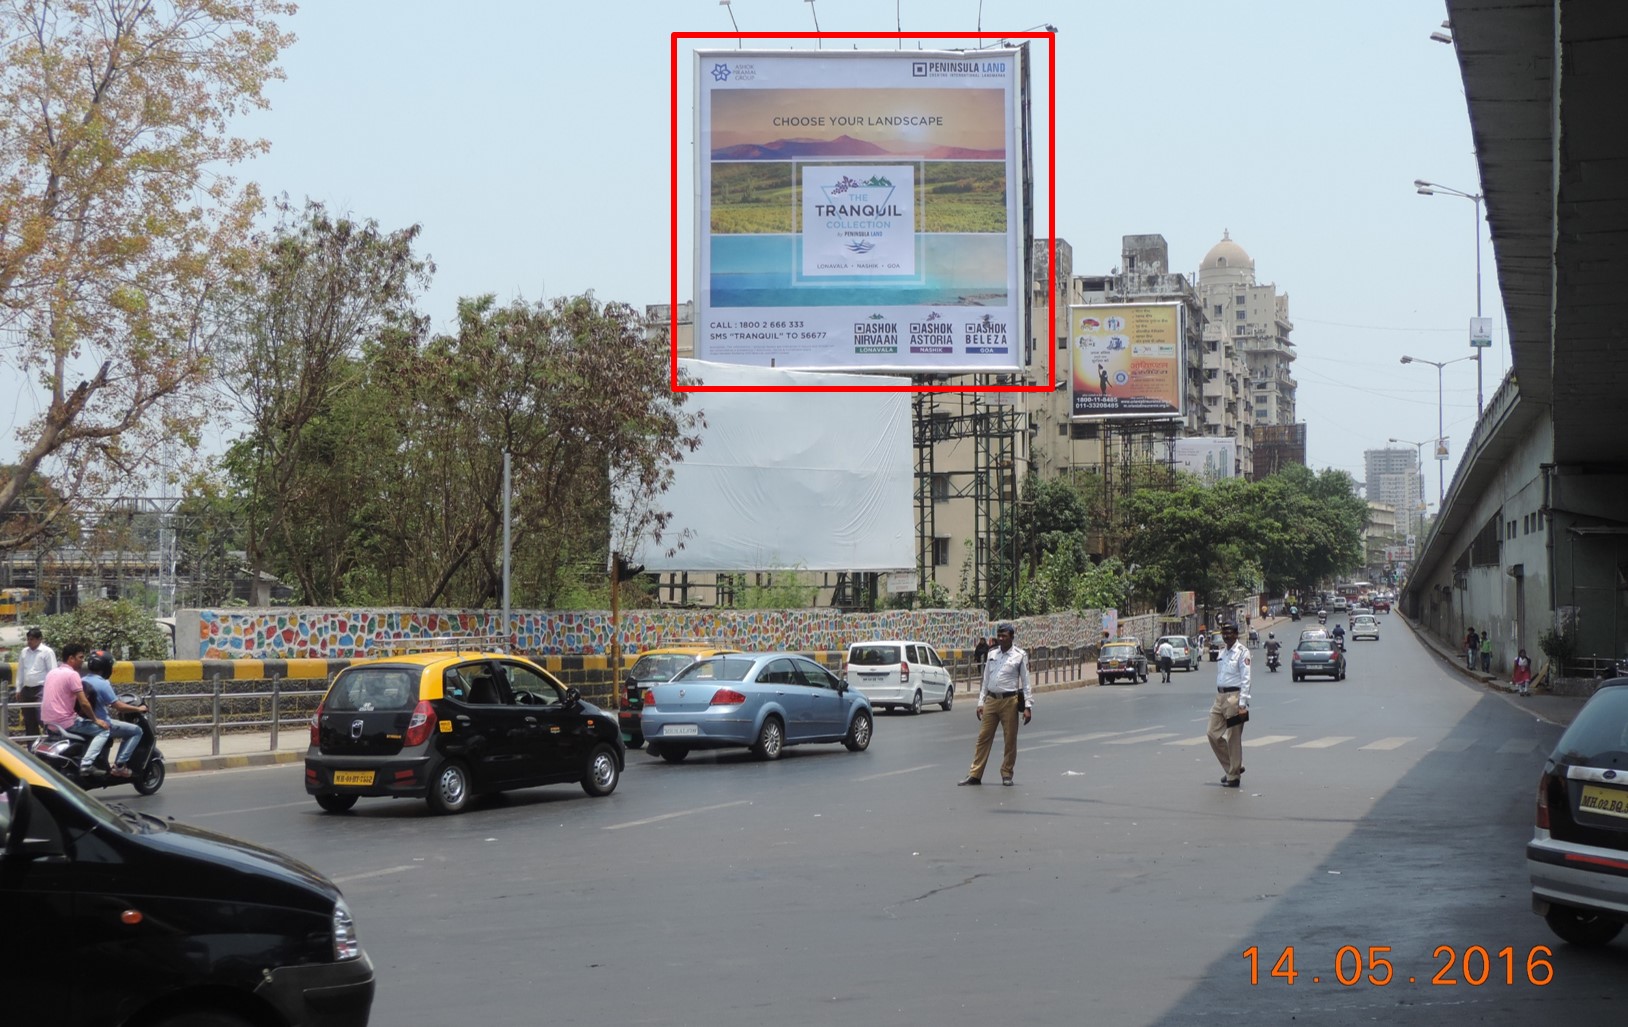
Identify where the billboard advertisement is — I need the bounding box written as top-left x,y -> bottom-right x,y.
1070,303 -> 1184,419
1171,438 -> 1238,481
693,49 -> 1029,373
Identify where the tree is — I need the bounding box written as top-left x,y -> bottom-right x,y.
216,199 -> 431,603
40,597 -> 169,659
0,0 -> 294,530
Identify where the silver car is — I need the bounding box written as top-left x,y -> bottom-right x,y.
1529,679 -> 1628,945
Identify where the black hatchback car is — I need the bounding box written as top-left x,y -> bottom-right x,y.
1529,677 -> 1628,946
2,741 -> 374,1026
306,651 -> 624,815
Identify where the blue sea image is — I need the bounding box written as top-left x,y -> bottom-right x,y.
711,234 -> 1009,307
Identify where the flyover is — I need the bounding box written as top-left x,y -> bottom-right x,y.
1404,1 -> 1628,674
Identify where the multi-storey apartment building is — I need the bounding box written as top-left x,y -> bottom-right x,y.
1364,447 -> 1426,541
1195,232 -> 1297,445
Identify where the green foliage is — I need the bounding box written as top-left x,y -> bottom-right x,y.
1538,627 -> 1575,663
731,570 -> 819,610
40,600 -> 171,661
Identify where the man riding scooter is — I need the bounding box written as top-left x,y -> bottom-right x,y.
1331,621 -> 1346,651
80,650 -> 148,778
1265,633 -> 1282,673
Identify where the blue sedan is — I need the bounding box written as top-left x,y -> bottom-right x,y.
641,653 -> 874,762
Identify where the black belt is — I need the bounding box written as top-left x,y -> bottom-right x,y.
1218,686 -> 1240,693
995,691 -> 1022,698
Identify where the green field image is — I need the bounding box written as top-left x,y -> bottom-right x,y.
709,161 -> 1007,234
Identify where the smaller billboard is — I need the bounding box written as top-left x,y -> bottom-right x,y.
1171,438 -> 1237,481
1385,546 -> 1416,562
1070,303 -> 1184,419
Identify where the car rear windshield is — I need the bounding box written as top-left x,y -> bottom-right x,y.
848,645 -> 902,666
1555,687 -> 1628,765
326,667 -> 420,711
1298,640 -> 1333,652
674,656 -> 756,682
1104,643 -> 1137,653
629,654 -> 698,682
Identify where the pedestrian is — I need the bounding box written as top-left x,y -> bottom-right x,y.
973,634 -> 990,668
1207,623 -> 1250,788
1156,637 -> 1175,683
1480,632 -> 1493,673
1465,628 -> 1479,670
14,626 -> 56,737
958,622 -> 1032,787
1512,648 -> 1533,696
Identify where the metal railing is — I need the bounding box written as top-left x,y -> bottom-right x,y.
4,674 -> 329,756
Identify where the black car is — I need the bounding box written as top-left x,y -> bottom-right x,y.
306,650 -> 625,815
1097,640 -> 1149,684
1529,677 -> 1628,946
1,742 -> 374,1026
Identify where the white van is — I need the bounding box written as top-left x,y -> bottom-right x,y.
843,640 -> 954,714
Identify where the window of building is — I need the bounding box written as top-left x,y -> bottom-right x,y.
1057,335 -> 1066,350
1236,294 -> 1246,305
1214,304 -> 1223,316
1236,309 -> 1246,320
1057,423 -> 1067,437
932,536 -> 951,566
930,473 -> 949,502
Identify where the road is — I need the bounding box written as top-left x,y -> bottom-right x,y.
117,621 -> 1618,1025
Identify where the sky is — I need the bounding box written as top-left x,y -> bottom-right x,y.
9,0 -> 1502,508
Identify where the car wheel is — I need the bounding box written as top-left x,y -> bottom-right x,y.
843,710 -> 873,752
133,759 -> 165,795
940,687 -> 954,712
426,759 -> 472,815
316,793 -> 358,814
581,743 -> 620,797
1138,666 -> 1148,683
1338,666 -> 1346,681
658,745 -> 690,764
1544,905 -> 1625,946
752,715 -> 785,760
908,690 -> 923,715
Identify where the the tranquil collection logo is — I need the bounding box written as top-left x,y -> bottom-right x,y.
801,165 -> 916,278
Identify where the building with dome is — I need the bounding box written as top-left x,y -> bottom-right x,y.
1196,231 -> 1299,459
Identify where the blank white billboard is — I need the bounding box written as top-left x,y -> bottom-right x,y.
629,360 -> 914,572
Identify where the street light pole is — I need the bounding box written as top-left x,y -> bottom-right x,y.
1414,180 -> 1486,416
1400,354 -> 1475,505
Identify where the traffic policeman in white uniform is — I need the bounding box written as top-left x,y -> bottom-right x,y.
1207,623 -> 1251,787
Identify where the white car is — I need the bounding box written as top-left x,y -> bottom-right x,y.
1350,615 -> 1380,641
1153,635 -> 1197,672
844,640 -> 954,714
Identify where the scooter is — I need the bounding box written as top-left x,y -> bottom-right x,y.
1266,648 -> 1281,673
30,697 -> 166,795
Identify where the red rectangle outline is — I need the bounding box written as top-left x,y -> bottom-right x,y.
670,31 -> 1056,395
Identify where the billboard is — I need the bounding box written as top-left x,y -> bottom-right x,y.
693,49 -> 1029,374
1070,303 -> 1184,419
1171,438 -> 1238,481
627,360 -> 913,573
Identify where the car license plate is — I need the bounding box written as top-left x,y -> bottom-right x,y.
333,771 -> 375,787
1579,783 -> 1628,819
663,724 -> 699,737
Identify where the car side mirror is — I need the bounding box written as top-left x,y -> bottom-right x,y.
564,687 -> 583,709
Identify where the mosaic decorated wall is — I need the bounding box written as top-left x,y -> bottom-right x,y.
181,606 -> 1147,661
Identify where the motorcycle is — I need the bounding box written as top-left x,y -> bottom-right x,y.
30,696 -> 166,795
1266,649 -> 1281,673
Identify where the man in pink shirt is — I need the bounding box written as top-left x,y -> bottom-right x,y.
40,643 -> 103,740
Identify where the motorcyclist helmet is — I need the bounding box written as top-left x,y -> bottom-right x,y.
87,649 -> 114,677
1267,633 -> 1275,639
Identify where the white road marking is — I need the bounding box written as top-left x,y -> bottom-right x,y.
1359,737 -> 1415,750
1497,738 -> 1538,754
1102,732 -> 1181,744
1243,735 -> 1296,747
1164,736 -> 1211,746
853,764 -> 937,781
331,865 -> 419,884
186,800 -> 313,818
1293,736 -> 1355,749
604,800 -> 751,831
